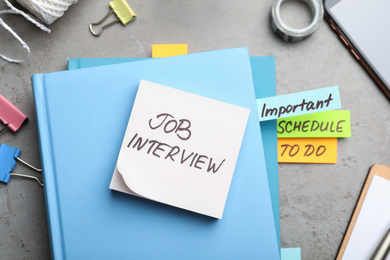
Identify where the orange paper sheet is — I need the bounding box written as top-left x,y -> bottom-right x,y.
278,138 -> 337,164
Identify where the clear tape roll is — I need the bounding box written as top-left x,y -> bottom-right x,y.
270,0 -> 324,42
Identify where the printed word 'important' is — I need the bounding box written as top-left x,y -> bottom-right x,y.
256,86 -> 341,121
261,94 -> 333,119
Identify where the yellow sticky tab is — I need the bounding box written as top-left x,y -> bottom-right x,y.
278,138 -> 337,164
109,0 -> 136,25
152,44 -> 188,58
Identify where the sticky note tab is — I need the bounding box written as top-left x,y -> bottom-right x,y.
0,95 -> 28,132
0,143 -> 20,183
277,110 -> 351,138
109,0 -> 137,25
278,138 -> 337,164
152,44 -> 188,58
257,86 -> 341,121
281,248 -> 301,260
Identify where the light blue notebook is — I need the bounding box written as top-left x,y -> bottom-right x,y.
68,56 -> 301,260
68,55 -> 281,249
33,48 -> 280,259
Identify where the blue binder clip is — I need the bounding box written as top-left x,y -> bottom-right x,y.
0,143 -> 43,186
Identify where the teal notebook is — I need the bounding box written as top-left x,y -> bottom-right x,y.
33,48 -> 280,259
68,55 -> 281,249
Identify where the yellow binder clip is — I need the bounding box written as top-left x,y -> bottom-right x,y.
89,0 -> 136,37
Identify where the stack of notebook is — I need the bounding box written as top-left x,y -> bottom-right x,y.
32,48 -> 283,259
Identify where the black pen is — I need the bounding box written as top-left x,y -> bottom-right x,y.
370,227 -> 390,260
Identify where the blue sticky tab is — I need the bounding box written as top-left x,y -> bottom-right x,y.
256,86 -> 341,121
0,143 -> 21,183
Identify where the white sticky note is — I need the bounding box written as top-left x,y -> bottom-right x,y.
110,80 -> 250,219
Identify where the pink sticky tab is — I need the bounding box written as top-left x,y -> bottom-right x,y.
0,95 -> 28,132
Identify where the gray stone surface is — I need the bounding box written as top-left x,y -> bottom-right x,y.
0,0 -> 389,259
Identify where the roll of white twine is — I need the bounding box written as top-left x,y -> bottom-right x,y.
0,0 -> 76,63
16,0 -> 78,25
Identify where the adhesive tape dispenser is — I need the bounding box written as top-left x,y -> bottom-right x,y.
270,0 -> 324,42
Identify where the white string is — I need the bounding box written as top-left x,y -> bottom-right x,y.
0,0 -> 52,63
2,0 -> 51,32
0,17 -> 30,63
0,0 -> 76,63
16,0 -> 78,25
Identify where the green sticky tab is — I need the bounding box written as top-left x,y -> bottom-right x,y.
110,0 -> 136,25
277,110 -> 351,138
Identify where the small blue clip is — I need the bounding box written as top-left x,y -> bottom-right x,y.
0,143 -> 20,183
0,143 -> 43,186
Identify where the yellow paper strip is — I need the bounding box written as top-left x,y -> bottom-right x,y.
152,44 -> 188,58
278,138 -> 337,164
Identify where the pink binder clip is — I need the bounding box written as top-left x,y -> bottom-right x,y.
0,95 -> 28,133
